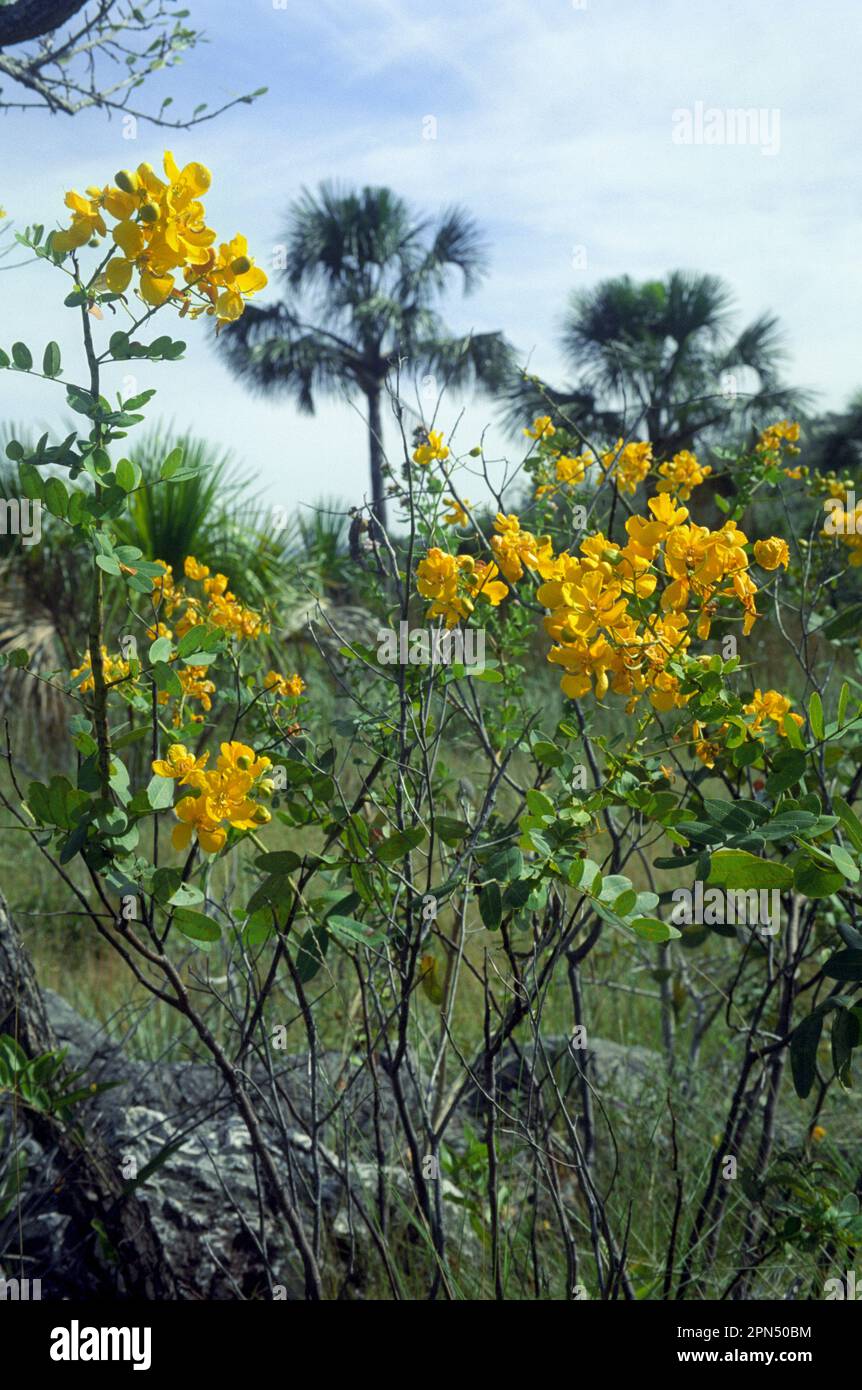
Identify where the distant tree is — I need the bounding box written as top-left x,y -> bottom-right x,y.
507,271 -> 804,455
0,0 -> 263,125
804,391 -> 862,477
217,183 -> 514,530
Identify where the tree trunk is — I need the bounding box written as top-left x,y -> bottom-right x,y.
0,895 -> 179,1298
366,387 -> 388,533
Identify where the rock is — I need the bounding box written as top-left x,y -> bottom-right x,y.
2,993 -> 666,1299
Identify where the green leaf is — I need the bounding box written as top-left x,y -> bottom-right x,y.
532,739 -> 564,767
148,635 -> 172,663
483,845 -> 524,882
296,925 -> 329,982
160,446 -> 185,480
833,796 -> 862,852
479,880 -> 502,930
822,949 -> 862,982
821,604 -> 862,641
172,909 -> 221,945
115,457 -> 140,492
167,882 -> 204,908
435,816 -> 468,845
245,875 -> 293,916
525,789 -> 555,818
42,342 -> 61,378
830,844 -> 859,883
254,850 -> 301,874
631,916 -> 681,943
376,826 -> 426,863
707,850 -> 793,890
151,660 -> 182,697
794,860 -> 845,899
808,691 -> 824,741
328,914 -> 384,945
765,749 -> 807,797
832,1007 -> 860,1081
790,1011 -> 824,1098
146,774 -> 174,811
11,342 -> 32,370
43,477 -> 68,519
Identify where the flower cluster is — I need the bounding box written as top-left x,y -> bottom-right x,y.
71,645 -> 130,692
756,419 -> 800,460
600,439 -> 653,495
412,430 -> 450,466
152,740 -> 274,855
415,548 -> 508,627
442,496 -> 470,527
744,688 -> 804,736
153,556 -> 269,642
491,513 -> 557,584
691,685 -> 803,768
656,450 -> 712,501
263,670 -> 306,699
53,152 -> 266,323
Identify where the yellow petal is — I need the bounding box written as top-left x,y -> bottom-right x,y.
113,220 -> 145,258
171,821 -> 193,851
198,825 -> 226,854
139,270 -> 175,305
215,289 -> 244,322
105,257 -> 134,292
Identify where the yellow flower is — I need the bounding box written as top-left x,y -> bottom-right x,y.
524,415 -> 556,441
756,419 -> 801,458
151,744 -> 209,782
413,430 -> 449,466
491,513 -> 557,583
70,645 -> 131,692
172,792 -> 226,855
657,450 -> 711,501
178,665 -> 216,712
810,1125 -> 826,1143
264,670 -> 305,698
600,439 -> 653,495
744,688 -> 804,735
56,153 -> 266,323
555,453 -> 591,486
216,741 -> 272,779
754,537 -> 789,571
184,555 -> 210,581
442,496 -> 470,527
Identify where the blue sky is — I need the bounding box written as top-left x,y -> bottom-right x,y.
0,0 -> 859,519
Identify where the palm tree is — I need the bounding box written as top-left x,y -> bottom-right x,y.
217,183 -> 514,530
506,271 -> 805,455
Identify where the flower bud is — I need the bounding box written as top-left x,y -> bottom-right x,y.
115,169 -> 139,194
231,256 -> 252,275
140,202 -> 159,224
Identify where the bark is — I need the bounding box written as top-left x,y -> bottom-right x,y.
0,894 -> 179,1298
366,386 -> 388,532
0,0 -> 89,48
